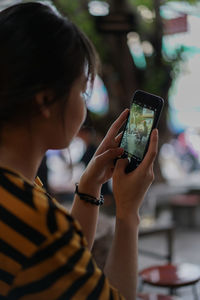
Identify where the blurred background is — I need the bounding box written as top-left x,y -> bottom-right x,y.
2,0 -> 200,298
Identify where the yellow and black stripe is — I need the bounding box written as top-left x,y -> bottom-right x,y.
0,167 -> 124,299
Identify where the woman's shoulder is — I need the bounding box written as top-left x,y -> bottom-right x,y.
0,167 -> 82,237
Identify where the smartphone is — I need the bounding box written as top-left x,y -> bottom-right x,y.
119,90 -> 164,172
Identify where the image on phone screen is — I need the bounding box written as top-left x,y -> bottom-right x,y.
120,102 -> 155,160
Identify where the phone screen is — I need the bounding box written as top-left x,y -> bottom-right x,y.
120,102 -> 155,160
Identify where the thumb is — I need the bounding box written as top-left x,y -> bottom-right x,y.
141,129 -> 158,170
114,157 -> 129,174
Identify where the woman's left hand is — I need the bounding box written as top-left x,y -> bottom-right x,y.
79,109 -> 129,194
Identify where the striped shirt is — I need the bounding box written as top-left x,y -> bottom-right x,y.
0,167 -> 124,299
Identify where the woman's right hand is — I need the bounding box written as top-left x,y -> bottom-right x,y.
112,129 -> 158,222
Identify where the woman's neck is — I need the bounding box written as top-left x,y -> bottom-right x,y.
0,125 -> 46,183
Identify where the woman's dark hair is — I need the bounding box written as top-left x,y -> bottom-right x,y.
0,1 -> 96,125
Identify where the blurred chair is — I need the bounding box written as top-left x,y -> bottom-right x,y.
170,194 -> 200,228
139,218 -> 175,263
139,263 -> 200,300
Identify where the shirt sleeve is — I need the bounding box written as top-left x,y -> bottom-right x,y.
8,206 -> 125,300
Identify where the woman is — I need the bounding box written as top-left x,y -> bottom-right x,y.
0,2 -> 158,300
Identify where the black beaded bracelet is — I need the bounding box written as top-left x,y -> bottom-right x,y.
75,183 -> 104,206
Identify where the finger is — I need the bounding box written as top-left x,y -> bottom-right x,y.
115,131 -> 123,144
107,109 -> 129,138
114,157 -> 129,175
96,147 -> 124,167
140,129 -> 158,170
106,131 -> 123,150
95,110 -> 129,156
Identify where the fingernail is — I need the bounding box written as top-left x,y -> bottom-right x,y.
123,108 -> 129,114
152,128 -> 158,136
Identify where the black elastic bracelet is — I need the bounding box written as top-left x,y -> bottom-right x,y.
75,183 -> 104,206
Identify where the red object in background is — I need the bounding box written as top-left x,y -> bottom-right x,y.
163,14 -> 187,35
170,194 -> 200,207
140,264 -> 200,287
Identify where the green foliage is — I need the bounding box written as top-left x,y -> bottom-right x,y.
126,0 -> 198,96
128,0 -> 153,10
53,0 -> 105,58
39,0 -> 197,99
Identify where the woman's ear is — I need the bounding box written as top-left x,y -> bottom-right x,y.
35,91 -> 53,118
